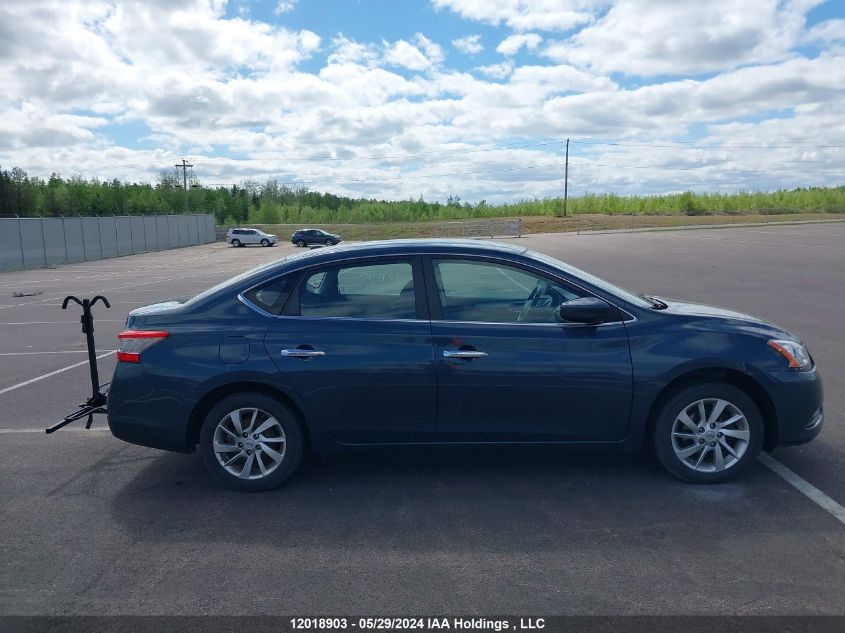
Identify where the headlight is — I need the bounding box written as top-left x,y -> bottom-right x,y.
768,339 -> 812,371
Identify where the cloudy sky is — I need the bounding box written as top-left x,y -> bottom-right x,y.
1,0 -> 843,202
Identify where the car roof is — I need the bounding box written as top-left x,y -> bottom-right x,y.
284,238 -> 526,266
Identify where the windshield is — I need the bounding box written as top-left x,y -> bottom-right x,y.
526,249 -> 652,309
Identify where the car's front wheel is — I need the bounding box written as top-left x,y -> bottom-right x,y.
199,393 -> 304,491
652,382 -> 763,483
325,239 -> 334,246
296,239 -> 305,247
260,238 -> 270,247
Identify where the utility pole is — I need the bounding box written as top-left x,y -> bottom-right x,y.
563,138 -> 569,217
175,158 -> 193,214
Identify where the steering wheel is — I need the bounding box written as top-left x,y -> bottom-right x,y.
517,280 -> 547,322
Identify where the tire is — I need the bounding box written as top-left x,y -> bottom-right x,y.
260,239 -> 270,247
199,392 -> 304,491
652,382 -> 763,483
325,239 -> 334,246
296,240 -> 306,247
231,239 -> 241,247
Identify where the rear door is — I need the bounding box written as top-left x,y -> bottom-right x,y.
425,256 -> 633,442
264,256 -> 436,443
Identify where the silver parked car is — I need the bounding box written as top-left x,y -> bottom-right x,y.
226,228 -> 278,247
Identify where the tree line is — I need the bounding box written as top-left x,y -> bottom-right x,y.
1,165 -> 843,225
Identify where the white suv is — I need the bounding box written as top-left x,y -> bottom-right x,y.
226,228 -> 278,247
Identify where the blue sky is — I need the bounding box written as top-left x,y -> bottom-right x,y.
1,0 -> 844,202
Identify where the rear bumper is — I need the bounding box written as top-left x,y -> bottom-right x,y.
764,366 -> 824,447
108,409 -> 191,452
107,364 -> 193,452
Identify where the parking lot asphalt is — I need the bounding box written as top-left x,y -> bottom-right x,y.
0,223 -> 843,615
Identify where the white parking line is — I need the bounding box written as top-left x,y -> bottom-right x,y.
0,269 -> 226,311
0,321 -> 125,325
0,350 -> 117,356
0,351 -> 115,396
760,453 -> 845,527
0,427 -> 110,433
660,233 -> 819,248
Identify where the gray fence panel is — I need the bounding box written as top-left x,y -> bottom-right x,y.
20,218 -> 46,268
189,214 -> 199,245
99,217 -> 118,258
144,216 -> 157,251
0,219 -> 24,271
157,216 -> 170,250
81,217 -> 101,259
41,218 -> 67,266
206,214 -> 216,242
130,216 -> 146,253
63,217 -> 85,262
115,217 -> 133,255
1,213 -> 215,271
177,215 -> 190,247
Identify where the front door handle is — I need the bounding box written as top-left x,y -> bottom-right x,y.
281,349 -> 326,360
443,350 -> 488,360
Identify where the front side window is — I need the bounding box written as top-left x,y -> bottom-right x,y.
432,259 -> 584,324
299,261 -> 416,319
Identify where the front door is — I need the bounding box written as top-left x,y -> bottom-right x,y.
264,257 -> 436,444
426,257 -> 633,442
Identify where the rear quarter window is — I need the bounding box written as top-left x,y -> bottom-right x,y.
242,275 -> 297,315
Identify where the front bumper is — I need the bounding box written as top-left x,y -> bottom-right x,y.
763,366 -> 824,447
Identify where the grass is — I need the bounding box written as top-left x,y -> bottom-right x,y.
251,211 -> 845,242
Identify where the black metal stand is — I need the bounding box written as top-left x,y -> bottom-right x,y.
45,295 -> 111,434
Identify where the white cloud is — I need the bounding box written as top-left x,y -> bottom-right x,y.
475,62 -> 514,79
452,34 -> 484,55
275,0 -> 298,14
497,33 -> 543,55
543,0 -> 820,76
384,33 -> 444,71
432,0 -> 599,32
803,19 -> 845,44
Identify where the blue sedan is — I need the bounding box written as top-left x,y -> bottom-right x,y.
108,239 -> 823,490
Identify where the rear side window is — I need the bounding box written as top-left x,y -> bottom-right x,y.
298,261 -> 416,319
242,275 -> 297,315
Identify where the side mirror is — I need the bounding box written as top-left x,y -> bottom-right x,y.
555,297 -> 613,325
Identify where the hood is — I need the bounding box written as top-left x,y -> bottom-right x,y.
657,297 -> 765,323
656,297 -> 796,340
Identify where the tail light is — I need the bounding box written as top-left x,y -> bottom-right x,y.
117,330 -> 169,363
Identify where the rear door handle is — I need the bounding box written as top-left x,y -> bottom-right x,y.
281,349 -> 326,360
443,350 -> 488,360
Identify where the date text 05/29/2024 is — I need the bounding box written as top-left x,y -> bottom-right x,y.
289,618 -> 546,631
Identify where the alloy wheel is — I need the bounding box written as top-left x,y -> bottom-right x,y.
213,407 -> 286,479
671,398 -> 750,473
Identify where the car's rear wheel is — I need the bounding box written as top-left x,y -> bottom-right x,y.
652,382 -> 763,483
199,393 -> 304,491
260,238 -> 270,247
296,239 -> 305,247
230,239 -> 241,247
